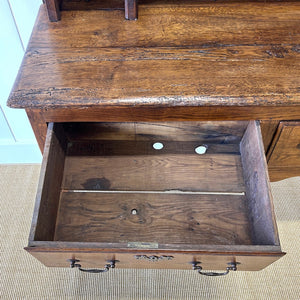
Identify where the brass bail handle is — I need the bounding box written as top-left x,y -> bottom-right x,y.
67,258 -> 118,273
192,261 -> 239,276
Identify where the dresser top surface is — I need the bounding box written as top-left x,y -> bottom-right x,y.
7,2 -> 300,109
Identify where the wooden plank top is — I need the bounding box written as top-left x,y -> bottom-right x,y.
7,2 -> 300,109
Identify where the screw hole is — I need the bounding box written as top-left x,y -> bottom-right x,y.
153,142 -> 164,150
195,145 -> 207,155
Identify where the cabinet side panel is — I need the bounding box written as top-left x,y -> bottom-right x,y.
260,120 -> 279,153
267,121 -> 300,181
26,109 -> 48,152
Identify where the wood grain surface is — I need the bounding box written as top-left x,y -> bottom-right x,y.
125,0 -> 137,20
268,166 -> 300,182
12,1 -> 291,271
26,109 -> 48,152
44,0 -> 61,21
267,121 -> 300,180
268,121 -> 300,167
240,121 -> 279,246
60,0 -> 298,12
8,3 -> 300,182
29,4 -> 300,48
54,192 -> 252,245
60,121 -> 246,192
29,121 -> 280,250
26,249 -> 284,271
260,120 -> 279,152
62,121 -> 248,143
7,3 -> 300,108
62,154 -> 244,192
61,0 -> 124,10
25,108 -> 300,157
30,123 -> 67,242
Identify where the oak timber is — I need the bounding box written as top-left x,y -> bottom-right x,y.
8,3 -> 300,182
7,3 -> 300,109
61,0 -> 124,11
260,120 -> 279,153
29,122 -> 282,254
30,123 -> 67,242
267,122 -> 300,167
240,121 -> 279,246
26,249 -> 284,271
54,192 -> 252,245
44,0 -> 61,21
125,0 -> 137,20
62,154 -> 245,192
27,122 -> 286,271
25,107 -> 300,158
267,122 -> 300,181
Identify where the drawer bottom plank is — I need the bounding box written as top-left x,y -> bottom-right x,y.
54,192 -> 252,246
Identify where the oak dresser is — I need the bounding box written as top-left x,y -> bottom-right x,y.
7,0 -> 300,275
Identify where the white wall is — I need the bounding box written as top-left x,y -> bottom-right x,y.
0,0 -> 42,163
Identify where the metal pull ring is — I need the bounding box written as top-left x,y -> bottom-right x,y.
192,262 -> 238,276
67,259 -> 118,273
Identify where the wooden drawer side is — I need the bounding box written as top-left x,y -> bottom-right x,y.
240,121 -> 280,246
29,123 -> 68,242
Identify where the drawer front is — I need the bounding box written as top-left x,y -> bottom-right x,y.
267,121 -> 300,181
27,250 -> 284,272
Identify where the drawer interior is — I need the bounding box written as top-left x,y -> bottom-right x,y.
30,121 -> 280,250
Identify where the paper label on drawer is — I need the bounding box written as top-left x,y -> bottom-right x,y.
127,242 -> 159,249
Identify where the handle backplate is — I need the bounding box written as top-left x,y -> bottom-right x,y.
67,258 -> 118,273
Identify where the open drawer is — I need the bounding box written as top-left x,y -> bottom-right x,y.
26,121 -> 285,274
